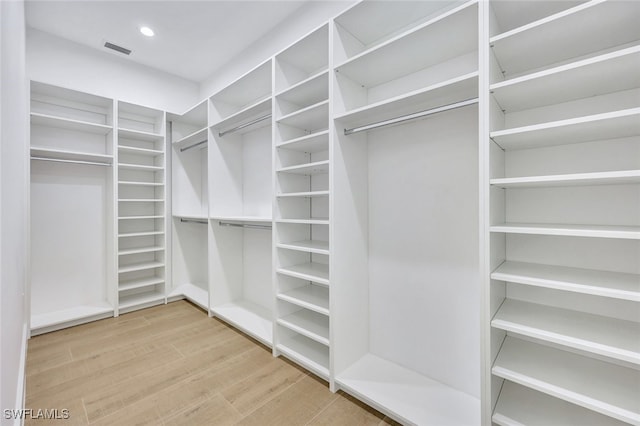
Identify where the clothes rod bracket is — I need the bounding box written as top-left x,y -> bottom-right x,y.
31,156 -> 112,167
180,218 -> 207,225
344,98 -> 479,136
218,114 -> 271,138
218,221 -> 271,230
180,140 -> 207,152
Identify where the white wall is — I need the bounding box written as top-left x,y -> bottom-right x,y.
199,0 -> 355,98
27,29 -> 200,114
1,1 -> 29,424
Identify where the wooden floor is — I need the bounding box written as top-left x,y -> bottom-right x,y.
26,300 -> 399,425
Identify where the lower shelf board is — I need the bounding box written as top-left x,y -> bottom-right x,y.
493,381 -> 629,426
211,300 -> 273,347
119,291 -> 165,311
277,310 -> 330,346
277,262 -> 329,285
31,302 -> 113,333
276,334 -> 329,380
336,353 -> 480,426
168,283 -> 208,310
492,336 -> 640,424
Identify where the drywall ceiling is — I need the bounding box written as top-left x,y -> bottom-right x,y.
25,0 -> 310,82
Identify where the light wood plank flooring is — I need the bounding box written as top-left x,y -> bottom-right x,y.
26,300 -> 399,425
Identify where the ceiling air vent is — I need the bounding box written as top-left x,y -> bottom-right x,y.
104,42 -> 131,55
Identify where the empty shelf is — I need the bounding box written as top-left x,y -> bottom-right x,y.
119,199 -> 164,203
493,381 -> 628,426
276,218 -> 329,225
118,215 -> 164,220
118,127 -> 164,142
31,112 -> 112,135
118,181 -> 164,186
491,261 -> 640,302
118,231 -> 164,238
492,336 -> 640,424
119,291 -> 165,311
210,215 -> 271,223
118,163 -> 164,171
173,127 -> 208,149
276,100 -> 328,131
118,261 -> 164,274
277,309 -> 330,346
30,147 -> 113,164
277,285 -> 329,316
277,130 -> 329,152
211,300 -> 273,347
490,223 -> 640,240
212,97 -> 271,135
337,353 -> 480,426
118,246 -> 165,256
492,299 -> 640,364
277,262 -> 329,285
118,145 -> 164,156
277,333 -> 329,380
490,170 -> 640,188
277,160 -> 329,175
31,302 -> 113,332
276,71 -> 328,111
168,283 -> 208,311
277,190 -> 329,198
277,240 -> 329,255
119,277 -> 164,292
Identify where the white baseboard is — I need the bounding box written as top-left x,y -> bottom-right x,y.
12,322 -> 28,426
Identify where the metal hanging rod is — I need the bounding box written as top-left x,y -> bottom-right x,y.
218,114 -> 271,138
180,139 -> 207,152
180,218 -> 207,225
343,98 -> 479,136
218,221 -> 272,230
31,156 -> 112,167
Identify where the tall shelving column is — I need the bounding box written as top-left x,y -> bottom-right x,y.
487,1 -> 640,424
272,24 -> 331,381
117,102 -> 168,313
208,60 -> 274,346
167,100 -> 209,310
331,1 -> 482,424
29,81 -> 116,334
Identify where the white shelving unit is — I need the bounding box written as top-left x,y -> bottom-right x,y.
116,101 -> 167,313
29,81 -> 116,334
208,61 -> 274,346
273,24 -> 332,379
486,1 -> 640,424
168,100 -> 209,311
331,1 -> 482,423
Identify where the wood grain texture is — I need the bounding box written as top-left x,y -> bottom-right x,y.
25,301 -> 398,425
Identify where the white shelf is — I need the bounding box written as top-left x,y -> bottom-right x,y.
210,60 -> 271,117
277,309 -> 330,346
490,108 -> 640,150
118,181 -> 164,186
276,219 -> 329,225
277,285 -> 329,316
275,70 -> 328,101
118,145 -> 164,156
118,162 -> 164,171
491,261 -> 640,302
277,333 -> 329,379
118,127 -> 164,142
211,97 -> 271,135
119,199 -> 164,203
334,1 -> 477,89
490,223 -> 640,240
492,299 -> 640,365
210,215 -> 271,223
276,100 -> 328,131
493,381 -> 629,426
119,215 -> 164,220
168,283 -> 208,311
118,277 -> 164,292
31,302 -> 113,331
277,190 -> 329,198
118,246 -> 165,256
30,147 -> 113,164
118,231 -> 164,238
174,214 -> 209,222
277,160 -> 329,175
277,240 -> 329,255
490,170 -> 640,188
337,353 -> 480,426
277,262 -> 329,286
276,130 -> 328,152
492,336 -> 640,424
211,300 -> 273,347
119,291 -> 165,310
172,127 -> 207,149
335,72 -> 478,128
490,1 -> 640,78
30,112 -> 112,135
118,261 -> 164,274
491,45 -> 640,112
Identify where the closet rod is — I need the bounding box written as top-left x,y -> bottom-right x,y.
180,218 -> 207,225
180,140 -> 207,152
218,221 -> 272,230
30,156 -> 111,167
218,114 -> 271,137
343,98 -> 479,135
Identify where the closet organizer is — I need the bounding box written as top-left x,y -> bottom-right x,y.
28,0 -> 639,424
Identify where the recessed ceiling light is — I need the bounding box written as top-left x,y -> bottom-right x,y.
140,26 -> 155,37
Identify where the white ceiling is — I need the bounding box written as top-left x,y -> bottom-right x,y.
25,0 -> 310,82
